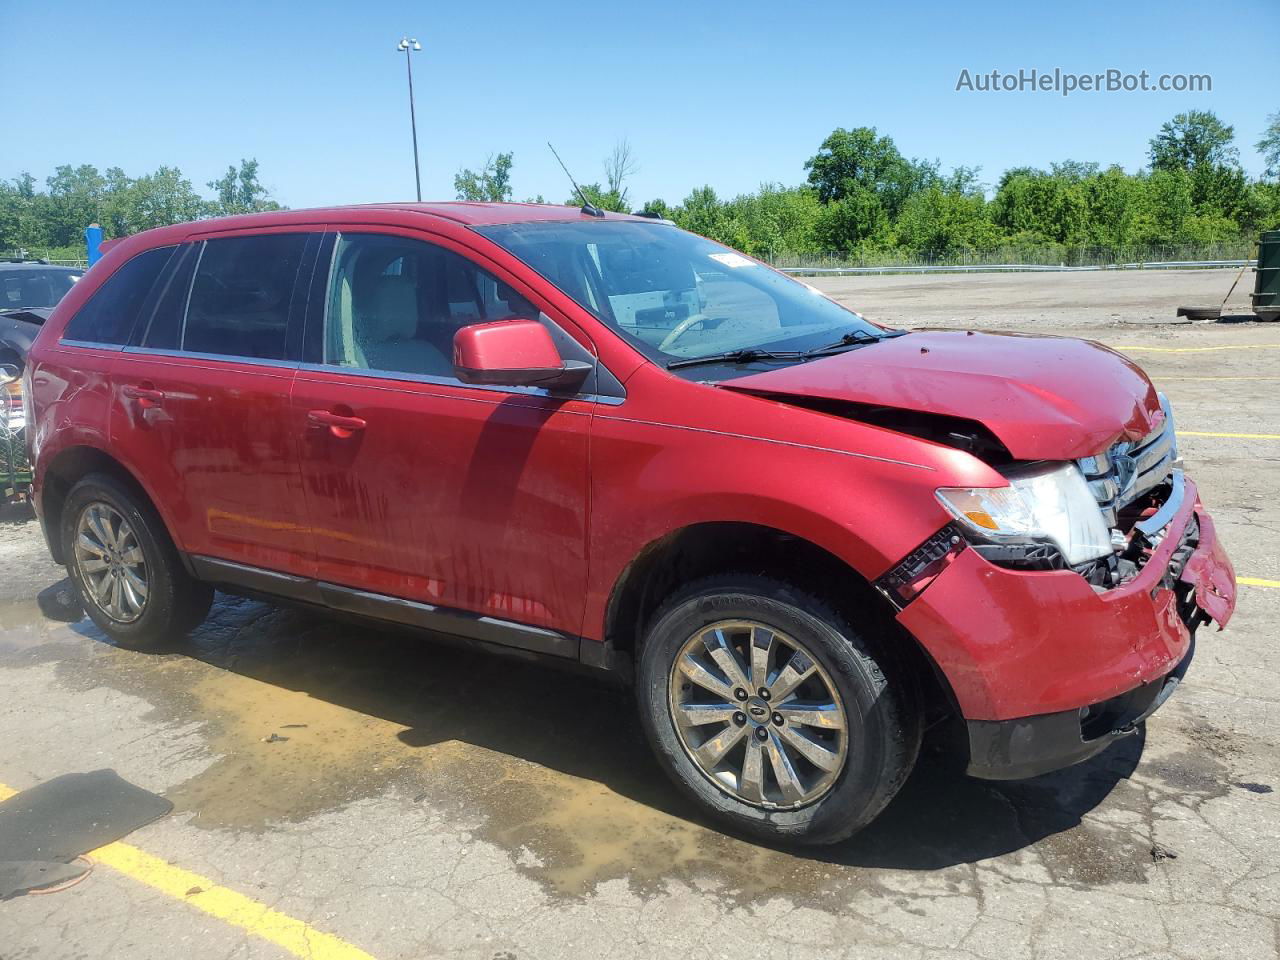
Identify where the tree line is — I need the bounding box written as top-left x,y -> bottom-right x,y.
6,110 -> 1279,264
454,110 -> 1280,262
0,160 -> 279,259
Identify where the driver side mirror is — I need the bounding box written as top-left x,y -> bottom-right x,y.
0,364 -> 19,387
453,319 -> 591,391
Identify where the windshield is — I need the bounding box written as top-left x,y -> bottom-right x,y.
1,268 -> 83,312
474,220 -> 886,375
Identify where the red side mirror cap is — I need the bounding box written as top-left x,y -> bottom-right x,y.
453,319 -> 590,390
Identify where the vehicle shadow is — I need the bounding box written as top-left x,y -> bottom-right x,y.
79,592 -> 1143,871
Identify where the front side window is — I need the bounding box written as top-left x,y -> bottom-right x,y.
63,248 -> 171,345
475,221 -> 889,377
324,233 -> 539,379
183,234 -> 307,360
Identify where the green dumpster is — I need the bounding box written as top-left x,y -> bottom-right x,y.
1254,229 -> 1280,321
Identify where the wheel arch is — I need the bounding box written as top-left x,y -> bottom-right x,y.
601,520 -> 960,721
39,444 -> 183,567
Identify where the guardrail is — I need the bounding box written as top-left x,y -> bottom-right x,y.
778,259 -> 1257,276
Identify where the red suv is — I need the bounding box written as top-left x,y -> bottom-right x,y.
26,204 -> 1236,844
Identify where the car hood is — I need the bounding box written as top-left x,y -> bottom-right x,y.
719,330 -> 1163,460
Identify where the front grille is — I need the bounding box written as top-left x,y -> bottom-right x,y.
1077,394 -> 1177,527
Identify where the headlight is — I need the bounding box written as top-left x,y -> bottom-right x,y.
937,462 -> 1112,566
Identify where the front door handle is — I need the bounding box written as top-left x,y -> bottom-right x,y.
307,409 -> 367,435
122,384 -> 164,403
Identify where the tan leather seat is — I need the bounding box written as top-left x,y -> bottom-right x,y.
355,275 -> 450,376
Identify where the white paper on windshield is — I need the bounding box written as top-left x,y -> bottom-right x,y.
708,252 -> 755,269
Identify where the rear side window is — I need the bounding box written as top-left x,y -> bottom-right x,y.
136,244 -> 200,350
63,246 -> 174,345
183,234 -> 307,360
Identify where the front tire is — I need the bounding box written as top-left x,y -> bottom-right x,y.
62,473 -> 212,650
637,575 -> 919,845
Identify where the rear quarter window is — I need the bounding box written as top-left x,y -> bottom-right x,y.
62,247 -> 175,345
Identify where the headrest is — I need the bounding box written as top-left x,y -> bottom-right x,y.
361,275 -> 418,342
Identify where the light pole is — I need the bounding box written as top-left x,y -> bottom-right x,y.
396,36 -> 423,202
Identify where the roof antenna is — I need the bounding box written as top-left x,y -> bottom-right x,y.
548,142 -> 606,218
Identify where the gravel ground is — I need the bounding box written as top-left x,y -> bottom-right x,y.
0,268 -> 1277,960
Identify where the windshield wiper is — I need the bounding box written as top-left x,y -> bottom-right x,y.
800,328 -> 905,357
667,348 -> 806,370
667,328 -> 906,370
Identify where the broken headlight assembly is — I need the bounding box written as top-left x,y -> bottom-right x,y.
936,462 -> 1113,568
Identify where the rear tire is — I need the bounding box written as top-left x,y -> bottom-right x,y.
62,473 -> 212,650
636,574 -> 919,845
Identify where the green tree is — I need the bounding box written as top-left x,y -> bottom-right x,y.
990,170 -> 1089,244
813,187 -> 892,254
895,186 -> 999,257
671,186 -> 732,241
45,165 -> 108,245
1149,110 -> 1240,172
804,127 -> 932,212
454,152 -> 514,202
1256,111 -> 1280,181
804,127 -> 936,250
207,159 -> 280,216
126,167 -> 208,231
638,198 -> 670,219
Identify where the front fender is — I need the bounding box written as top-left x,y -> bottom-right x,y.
581,380 -> 989,641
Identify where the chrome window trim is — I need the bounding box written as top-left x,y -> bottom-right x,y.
121,345 -> 300,371
57,338 -> 127,352
295,360 -> 623,405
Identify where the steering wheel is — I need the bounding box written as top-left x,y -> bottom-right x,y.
658,313 -> 710,352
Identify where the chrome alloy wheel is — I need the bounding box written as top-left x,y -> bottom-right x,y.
74,502 -> 149,623
668,620 -> 849,809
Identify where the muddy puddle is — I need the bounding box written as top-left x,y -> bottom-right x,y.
1,586 -> 1248,903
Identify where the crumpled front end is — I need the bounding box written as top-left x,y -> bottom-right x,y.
895,469 -> 1235,779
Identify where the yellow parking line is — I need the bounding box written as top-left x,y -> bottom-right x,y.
0,783 -> 376,960
1177,430 -> 1280,439
1239,577 -> 1280,589
1111,344 -> 1280,353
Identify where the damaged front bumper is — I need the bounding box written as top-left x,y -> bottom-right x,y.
896,475 -> 1236,780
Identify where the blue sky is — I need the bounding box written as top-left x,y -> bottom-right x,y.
5,0 -> 1277,208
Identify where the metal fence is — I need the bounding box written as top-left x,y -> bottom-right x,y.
768,241 -> 1259,275
777,259 -> 1256,276
1,250 -> 89,269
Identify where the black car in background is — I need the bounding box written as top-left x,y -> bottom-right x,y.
1,259 -> 85,370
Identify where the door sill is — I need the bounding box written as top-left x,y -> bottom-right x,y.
188,555 -> 579,660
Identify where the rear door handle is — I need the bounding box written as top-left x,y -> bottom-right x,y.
307,409 -> 367,433
122,384 -> 164,403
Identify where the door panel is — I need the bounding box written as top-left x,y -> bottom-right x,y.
108,231 -> 317,574
292,229 -> 592,635
110,352 -> 310,572
292,371 -> 590,632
